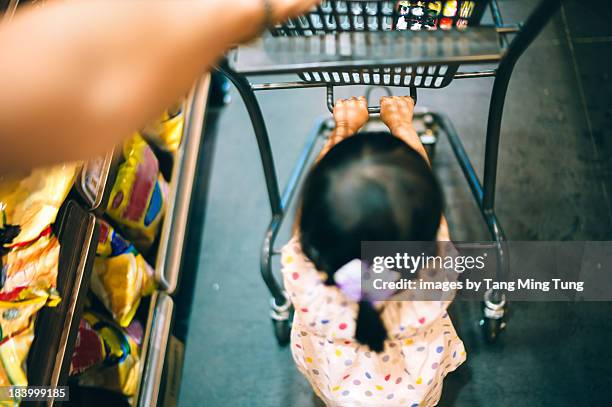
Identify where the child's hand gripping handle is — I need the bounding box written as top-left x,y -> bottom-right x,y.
326,85 -> 417,114
380,95 -> 417,132
332,97 -> 369,136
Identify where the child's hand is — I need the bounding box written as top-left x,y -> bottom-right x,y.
333,97 -> 369,136
380,96 -> 415,133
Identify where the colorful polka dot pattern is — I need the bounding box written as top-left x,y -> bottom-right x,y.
281,238 -> 467,406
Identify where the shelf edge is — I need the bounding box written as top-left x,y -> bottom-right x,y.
154,74 -> 211,293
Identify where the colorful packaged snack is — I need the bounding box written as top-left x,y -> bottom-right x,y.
410,6 -> 423,16
396,15 -> 409,30
460,1 -> 475,18
1,227 -> 60,296
396,0 -> 444,31
96,219 -> 131,258
397,1 -> 410,16
69,318 -> 106,376
440,17 -> 453,29
141,102 -> 184,153
0,210 -> 20,253
91,253 -> 155,328
0,209 -> 20,287
0,319 -> 35,404
106,134 -> 168,253
0,163 -> 78,245
410,20 -> 423,30
428,1 -> 442,15
0,295 -> 47,342
443,0 -> 457,17
72,312 -> 142,396
92,220 -> 155,327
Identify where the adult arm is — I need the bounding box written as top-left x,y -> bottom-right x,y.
0,0 -> 319,173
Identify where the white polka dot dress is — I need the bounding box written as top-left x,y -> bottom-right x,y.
281,237 -> 466,407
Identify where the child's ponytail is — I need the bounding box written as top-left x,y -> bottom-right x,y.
356,300 -> 387,353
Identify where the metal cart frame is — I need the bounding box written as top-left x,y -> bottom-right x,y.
219,0 -> 562,344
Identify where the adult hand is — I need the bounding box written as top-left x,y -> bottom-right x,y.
380,96 -> 415,133
333,97 -> 369,136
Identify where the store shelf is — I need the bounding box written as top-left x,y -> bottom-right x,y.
131,75 -> 210,406
74,149 -> 120,213
154,74 -> 210,293
133,292 -> 174,407
129,75 -> 210,406
77,75 -> 211,293
21,73 -> 210,405
61,75 -> 208,405
27,200 -> 99,404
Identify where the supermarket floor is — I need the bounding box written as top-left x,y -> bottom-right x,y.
178,1 -> 612,406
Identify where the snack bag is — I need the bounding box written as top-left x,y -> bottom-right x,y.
72,312 -> 142,396
1,227 -> 60,296
0,320 -> 35,406
106,134 -> 168,252
0,295 -> 48,342
0,210 -> 20,256
0,163 -> 78,245
96,219 -> 131,258
91,253 -> 155,328
69,318 -> 107,376
0,208 -> 21,295
92,220 -> 155,327
142,102 -> 184,152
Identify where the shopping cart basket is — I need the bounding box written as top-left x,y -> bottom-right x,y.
218,0 -> 562,345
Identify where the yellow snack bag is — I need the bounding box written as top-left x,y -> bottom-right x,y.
106,134 -> 168,252
0,320 -> 35,406
1,228 -> 60,296
142,104 -> 184,153
0,295 -> 47,342
0,163 -> 78,245
96,219 -> 132,258
75,312 -> 141,396
91,252 -> 155,327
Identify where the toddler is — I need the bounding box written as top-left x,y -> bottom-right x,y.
281,96 -> 465,406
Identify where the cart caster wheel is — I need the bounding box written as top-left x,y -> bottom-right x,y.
272,319 -> 291,346
480,315 -> 506,343
479,289 -> 507,343
270,296 -> 292,346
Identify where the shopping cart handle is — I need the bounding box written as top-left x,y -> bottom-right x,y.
326,85 -> 417,115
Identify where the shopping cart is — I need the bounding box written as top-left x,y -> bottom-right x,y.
218,0 -> 562,345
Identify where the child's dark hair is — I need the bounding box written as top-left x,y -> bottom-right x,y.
299,132 -> 443,352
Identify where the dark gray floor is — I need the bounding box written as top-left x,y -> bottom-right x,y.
179,1 -> 612,406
